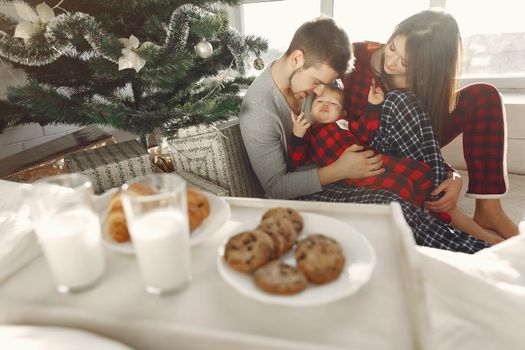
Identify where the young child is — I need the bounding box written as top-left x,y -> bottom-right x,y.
289,83 -> 499,244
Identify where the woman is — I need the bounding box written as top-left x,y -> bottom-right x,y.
343,9 -> 518,239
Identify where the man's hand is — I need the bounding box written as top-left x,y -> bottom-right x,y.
368,79 -> 384,105
318,144 -> 385,185
290,111 -> 310,138
425,172 -> 462,212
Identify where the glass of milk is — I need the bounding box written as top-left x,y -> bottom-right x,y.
28,173 -> 106,294
121,174 -> 191,295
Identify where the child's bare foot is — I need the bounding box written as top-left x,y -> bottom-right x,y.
474,199 -> 519,239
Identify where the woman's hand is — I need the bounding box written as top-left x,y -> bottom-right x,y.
290,111 -> 310,138
424,172 -> 462,213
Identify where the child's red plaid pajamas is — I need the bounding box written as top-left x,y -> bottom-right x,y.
288,104 -> 434,206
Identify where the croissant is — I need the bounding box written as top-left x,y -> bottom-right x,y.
187,188 -> 210,231
107,207 -> 129,242
107,182 -> 157,242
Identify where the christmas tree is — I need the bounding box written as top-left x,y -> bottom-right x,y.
0,0 -> 267,138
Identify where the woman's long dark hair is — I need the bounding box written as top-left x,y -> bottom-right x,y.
385,9 -> 461,142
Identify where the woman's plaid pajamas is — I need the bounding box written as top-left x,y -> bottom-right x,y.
298,182 -> 489,254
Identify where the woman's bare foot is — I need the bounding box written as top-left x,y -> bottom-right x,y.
473,199 -> 519,239
482,232 -> 505,246
448,207 -> 504,245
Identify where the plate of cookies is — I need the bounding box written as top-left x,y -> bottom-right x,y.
99,185 -> 230,254
217,207 -> 376,307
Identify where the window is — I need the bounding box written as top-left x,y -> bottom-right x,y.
446,0 -> 525,86
332,0 -> 427,43
233,0 -> 525,89
241,0 -> 320,77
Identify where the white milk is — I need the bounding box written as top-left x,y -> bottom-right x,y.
35,208 -> 105,290
129,208 -> 191,292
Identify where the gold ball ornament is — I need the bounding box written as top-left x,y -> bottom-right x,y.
253,57 -> 265,70
194,39 -> 213,59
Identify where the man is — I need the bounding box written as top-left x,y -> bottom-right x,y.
239,17 -> 489,253
240,17 -> 384,199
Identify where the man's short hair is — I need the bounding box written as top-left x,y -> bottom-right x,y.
285,17 -> 353,77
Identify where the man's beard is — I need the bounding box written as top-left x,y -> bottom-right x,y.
288,67 -> 304,96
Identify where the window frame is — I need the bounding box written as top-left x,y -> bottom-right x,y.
230,0 -> 524,91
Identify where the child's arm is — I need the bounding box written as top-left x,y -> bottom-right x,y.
291,111 -> 310,138
368,79 -> 385,105
288,111 -> 311,168
349,80 -> 384,144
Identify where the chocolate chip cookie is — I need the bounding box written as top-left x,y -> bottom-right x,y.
257,217 -> 297,256
224,230 -> 276,272
261,207 -> 304,234
254,261 -> 307,295
295,234 -> 345,284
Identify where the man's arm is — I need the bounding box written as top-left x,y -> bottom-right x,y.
240,104 -> 384,199
240,104 -> 321,199
317,144 -> 384,185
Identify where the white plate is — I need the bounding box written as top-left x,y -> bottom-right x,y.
217,212 -> 376,307
98,190 -> 230,254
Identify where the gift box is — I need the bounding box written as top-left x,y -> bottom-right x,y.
65,140 -> 154,194
164,118 -> 264,198
0,126 -> 114,182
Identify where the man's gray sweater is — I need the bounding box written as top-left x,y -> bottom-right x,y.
239,66 -> 321,199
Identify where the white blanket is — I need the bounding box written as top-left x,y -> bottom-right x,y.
0,180 -> 40,283
417,232 -> 525,350
0,325 -> 132,350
